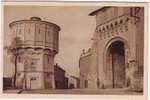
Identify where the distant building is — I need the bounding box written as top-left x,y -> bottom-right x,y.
68,76 -> 80,89
54,64 -> 68,89
7,17 -> 61,89
80,7 -> 144,92
79,48 -> 93,88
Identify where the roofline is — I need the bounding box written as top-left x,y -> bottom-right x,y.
54,64 -> 66,72
89,7 -> 113,16
9,19 -> 61,31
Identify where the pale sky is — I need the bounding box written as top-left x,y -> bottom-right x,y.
4,5 -> 99,77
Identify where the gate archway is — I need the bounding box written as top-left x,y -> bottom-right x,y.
103,37 -> 130,88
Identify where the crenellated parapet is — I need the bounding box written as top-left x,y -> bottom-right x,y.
95,15 -> 130,40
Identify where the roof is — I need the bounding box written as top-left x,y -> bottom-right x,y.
9,17 -> 61,31
89,7 -> 112,16
54,64 -> 66,72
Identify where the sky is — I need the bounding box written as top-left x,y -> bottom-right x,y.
4,5 -> 100,77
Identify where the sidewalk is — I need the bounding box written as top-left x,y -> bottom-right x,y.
20,88 -> 143,95
3,89 -> 23,94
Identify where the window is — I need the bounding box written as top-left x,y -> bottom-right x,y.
17,73 -> 21,76
84,80 -> 88,88
46,55 -> 51,64
38,29 -> 40,34
19,29 -> 21,35
31,77 -> 36,80
30,58 -> 39,71
47,31 -> 50,36
47,56 -> 49,63
18,56 -> 21,62
28,28 -> 30,34
47,73 -> 50,77
106,25 -> 109,29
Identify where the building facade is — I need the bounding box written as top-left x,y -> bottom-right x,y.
8,17 -> 60,89
79,7 -> 144,91
79,48 -> 96,88
68,76 -> 80,89
54,64 -> 68,89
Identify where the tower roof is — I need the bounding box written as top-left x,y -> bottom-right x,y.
9,17 -> 60,31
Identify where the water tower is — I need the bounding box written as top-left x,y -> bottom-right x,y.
9,17 -> 60,89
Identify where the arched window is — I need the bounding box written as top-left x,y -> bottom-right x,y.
106,25 -> 109,30
47,55 -> 49,63
19,29 -> 21,35
48,31 -> 50,36
18,56 -> 21,62
110,23 -> 114,29
115,21 -> 118,26
28,28 -> 30,34
102,27 -> 105,32
85,80 -> 88,88
38,29 -> 40,34
120,19 -> 123,24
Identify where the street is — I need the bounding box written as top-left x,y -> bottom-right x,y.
3,88 -> 143,95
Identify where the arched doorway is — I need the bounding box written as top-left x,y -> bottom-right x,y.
105,41 -> 126,88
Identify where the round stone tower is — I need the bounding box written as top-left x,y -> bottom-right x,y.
9,17 -> 60,89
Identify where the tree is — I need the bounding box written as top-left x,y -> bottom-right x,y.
7,37 -> 23,88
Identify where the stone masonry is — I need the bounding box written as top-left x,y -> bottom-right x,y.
9,17 -> 60,89
79,7 -> 144,92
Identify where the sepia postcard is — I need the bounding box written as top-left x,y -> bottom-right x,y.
1,1 -> 148,100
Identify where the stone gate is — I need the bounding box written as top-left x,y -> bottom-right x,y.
79,7 -> 144,92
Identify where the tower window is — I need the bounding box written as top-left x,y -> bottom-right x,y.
48,31 -> 50,36
31,77 -> 36,80
47,57 -> 49,63
18,56 -> 20,62
19,29 -> 21,35
47,73 -> 50,77
30,58 -> 39,71
28,28 -> 30,34
85,80 -> 88,88
38,29 -> 40,34
17,73 -> 21,76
